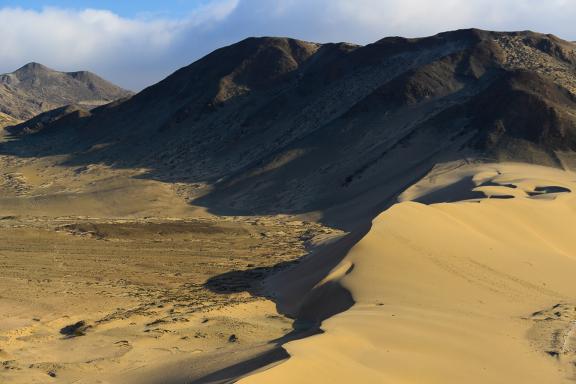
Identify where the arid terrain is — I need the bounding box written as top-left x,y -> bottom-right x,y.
2,28 -> 576,383
0,131 -> 343,383
0,215 -> 340,384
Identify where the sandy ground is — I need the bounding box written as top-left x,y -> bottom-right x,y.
240,162 -> 576,383
0,215 -> 343,384
0,146 -> 343,383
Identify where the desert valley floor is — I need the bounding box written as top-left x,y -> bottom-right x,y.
0,215 -> 339,383
0,138 -> 342,383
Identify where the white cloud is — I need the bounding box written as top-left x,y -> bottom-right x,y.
0,0 -> 574,90
0,2 -> 239,90
0,8 -> 175,64
220,0 -> 576,42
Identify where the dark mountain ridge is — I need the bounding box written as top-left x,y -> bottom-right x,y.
3,29 -> 576,225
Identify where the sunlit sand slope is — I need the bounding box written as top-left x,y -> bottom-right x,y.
241,163 -> 576,384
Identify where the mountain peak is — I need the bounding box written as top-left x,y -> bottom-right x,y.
0,62 -> 133,121
14,62 -> 53,74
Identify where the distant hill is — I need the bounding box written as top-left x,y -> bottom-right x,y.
4,30 -> 576,223
0,62 -> 133,124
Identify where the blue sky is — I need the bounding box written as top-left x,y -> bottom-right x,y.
0,0 -> 210,17
0,0 -> 575,90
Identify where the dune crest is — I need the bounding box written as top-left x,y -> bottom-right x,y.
241,162 -> 576,383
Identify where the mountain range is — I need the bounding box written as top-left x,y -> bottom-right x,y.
3,28 -> 576,226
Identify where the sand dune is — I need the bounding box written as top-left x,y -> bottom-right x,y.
240,162 -> 576,383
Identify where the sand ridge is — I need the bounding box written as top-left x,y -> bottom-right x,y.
240,162 -> 576,383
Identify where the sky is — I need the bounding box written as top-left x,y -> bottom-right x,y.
0,0 -> 213,17
0,0 -> 575,91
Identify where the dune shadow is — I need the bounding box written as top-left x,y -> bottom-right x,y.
195,224 -> 369,382
203,261 -> 299,295
411,176 -> 485,204
528,185 -> 572,196
175,347 -> 290,384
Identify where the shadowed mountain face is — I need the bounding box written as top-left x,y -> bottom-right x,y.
3,30 -> 576,224
0,62 -> 133,123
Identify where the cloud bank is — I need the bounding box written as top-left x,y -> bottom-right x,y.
1,0 -> 575,90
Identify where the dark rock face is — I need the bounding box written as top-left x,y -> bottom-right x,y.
3,29 -> 576,221
0,62 -> 133,122
471,70 -> 576,151
5,105 -> 91,136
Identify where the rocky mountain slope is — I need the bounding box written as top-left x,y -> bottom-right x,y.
0,62 -> 133,124
3,29 -> 576,225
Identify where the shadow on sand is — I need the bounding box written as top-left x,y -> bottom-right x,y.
190,224 -> 370,383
